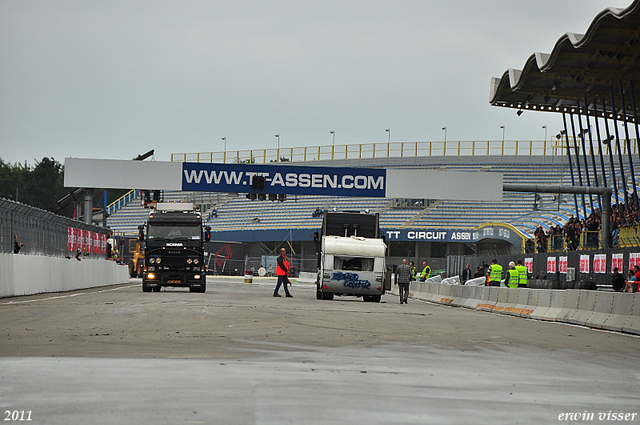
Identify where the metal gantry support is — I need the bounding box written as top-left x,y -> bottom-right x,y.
618,79 -> 639,207
562,113 -> 581,217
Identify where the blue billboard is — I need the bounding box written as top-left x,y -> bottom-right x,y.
182,162 -> 387,197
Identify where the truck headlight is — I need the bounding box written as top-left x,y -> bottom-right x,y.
156,258 -> 161,264
194,258 -> 199,265
187,258 -> 192,264
149,258 -> 155,264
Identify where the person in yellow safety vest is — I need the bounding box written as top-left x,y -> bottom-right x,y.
505,261 -> 519,288
516,259 -> 528,288
409,261 -> 417,281
419,261 -> 431,282
487,259 -> 502,287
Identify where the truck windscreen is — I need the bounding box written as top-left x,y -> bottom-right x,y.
147,225 -> 201,240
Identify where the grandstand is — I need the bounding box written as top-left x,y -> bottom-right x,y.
104,139 -> 640,273
107,146 -> 637,238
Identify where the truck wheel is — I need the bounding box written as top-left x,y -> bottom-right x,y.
190,284 -> 206,293
322,292 -> 333,300
152,286 -> 161,292
136,264 -> 142,278
316,285 -> 322,300
142,282 -> 152,292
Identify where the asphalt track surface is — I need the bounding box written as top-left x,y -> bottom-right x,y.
0,277 -> 638,425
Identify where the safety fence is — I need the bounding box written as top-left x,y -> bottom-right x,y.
448,246 -> 640,288
172,139 -> 564,164
0,198 -> 110,258
389,280 -> 640,335
171,138 -> 639,164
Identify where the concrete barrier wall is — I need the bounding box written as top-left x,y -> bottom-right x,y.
406,281 -> 640,336
0,253 -> 130,298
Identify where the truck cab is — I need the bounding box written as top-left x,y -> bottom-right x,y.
141,203 -> 206,293
316,212 -> 386,302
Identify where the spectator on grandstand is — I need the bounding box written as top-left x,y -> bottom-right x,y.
312,207 -> 323,218
210,208 -> 217,219
611,267 -> 625,292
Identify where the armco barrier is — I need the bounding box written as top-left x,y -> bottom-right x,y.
406,282 -> 639,335
0,253 -> 130,298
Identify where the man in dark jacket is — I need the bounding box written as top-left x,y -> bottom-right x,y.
611,267 -> 626,292
461,264 -> 472,283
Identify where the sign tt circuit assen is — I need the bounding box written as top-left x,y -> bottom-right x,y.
182,163 -> 386,197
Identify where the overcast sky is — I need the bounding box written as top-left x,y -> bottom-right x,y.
0,0 -> 632,165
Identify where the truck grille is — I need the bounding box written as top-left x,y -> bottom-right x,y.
163,250 -> 186,268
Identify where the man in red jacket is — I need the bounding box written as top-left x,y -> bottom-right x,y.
273,248 -> 293,298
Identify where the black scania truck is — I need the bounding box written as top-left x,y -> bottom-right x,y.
142,203 -> 207,293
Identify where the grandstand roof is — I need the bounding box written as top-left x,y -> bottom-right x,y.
490,0 -> 640,120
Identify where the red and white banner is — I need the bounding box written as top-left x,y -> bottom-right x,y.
580,254 -> 590,274
611,253 -> 624,272
67,227 -> 75,251
75,228 -> 82,251
547,257 -> 557,273
630,253 -> 640,269
593,254 -> 607,274
67,228 -> 107,253
559,256 -> 568,274
93,232 -> 100,254
525,258 -> 533,273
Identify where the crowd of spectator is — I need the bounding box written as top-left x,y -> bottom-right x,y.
532,203 -> 640,252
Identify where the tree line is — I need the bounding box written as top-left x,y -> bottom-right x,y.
0,157 -> 128,218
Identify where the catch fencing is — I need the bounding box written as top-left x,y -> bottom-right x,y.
0,198 -> 110,258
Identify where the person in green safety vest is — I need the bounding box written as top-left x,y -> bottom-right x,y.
505,261 -> 519,288
419,261 -> 431,282
516,259 -> 528,288
487,259 -> 502,287
409,261 -> 417,281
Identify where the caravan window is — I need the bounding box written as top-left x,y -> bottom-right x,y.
333,256 -> 374,272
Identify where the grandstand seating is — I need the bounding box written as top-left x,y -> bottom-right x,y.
106,154 -> 635,240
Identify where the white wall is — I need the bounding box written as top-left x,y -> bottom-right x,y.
0,254 -> 130,298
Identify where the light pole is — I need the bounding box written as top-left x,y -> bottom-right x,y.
275,134 -> 280,162
221,137 -> 226,163
500,125 -> 505,143
542,125 -> 547,143
330,130 -> 335,159
385,128 -> 390,144
442,127 -> 447,143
